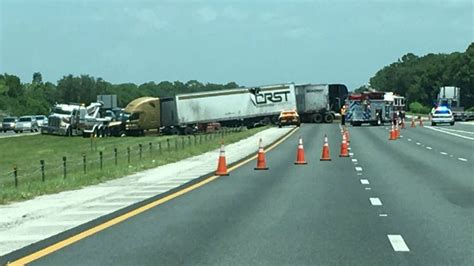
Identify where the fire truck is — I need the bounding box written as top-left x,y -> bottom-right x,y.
346,91 -> 405,126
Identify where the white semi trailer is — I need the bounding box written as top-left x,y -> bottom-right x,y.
160,84 -> 297,134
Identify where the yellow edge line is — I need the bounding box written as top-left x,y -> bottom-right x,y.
8,127 -> 299,266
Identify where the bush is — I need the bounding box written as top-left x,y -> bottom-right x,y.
465,106 -> 474,112
409,102 -> 431,114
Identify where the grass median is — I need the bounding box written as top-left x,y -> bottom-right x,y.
0,127 -> 267,204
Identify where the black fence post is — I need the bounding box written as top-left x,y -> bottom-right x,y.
181,137 -> 185,149
194,135 -> 196,145
159,142 -> 162,155
114,148 -> 118,166
13,165 -> 18,188
139,144 -> 143,160
167,139 -> 170,151
83,154 -> 87,174
99,151 -> 103,170
62,156 -> 67,179
149,142 -> 153,156
175,139 -> 178,151
127,147 -> 131,164
188,136 -> 191,146
40,160 -> 45,182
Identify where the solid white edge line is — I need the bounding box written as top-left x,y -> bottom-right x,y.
425,126 -> 474,141
387,235 -> 410,252
369,197 -> 382,206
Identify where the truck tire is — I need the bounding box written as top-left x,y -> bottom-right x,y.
431,122 -> 436,126
323,114 -> 334,123
312,114 -> 323,123
170,127 -> 179,135
184,127 -> 193,135
450,121 -> 455,126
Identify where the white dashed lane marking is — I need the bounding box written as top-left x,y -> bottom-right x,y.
416,142 -> 421,145
379,214 -> 388,217
458,158 -> 468,162
440,152 -> 447,155
369,197 -> 383,206
349,152 -> 354,156
426,146 -> 432,150
407,139 -> 412,141
355,167 -> 363,172
360,179 -> 370,185
352,159 -> 358,163
387,235 -> 410,252
365,187 -> 372,190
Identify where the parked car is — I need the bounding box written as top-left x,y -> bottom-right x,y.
2,117 -> 18,132
431,106 -> 455,126
278,110 -> 301,128
15,116 -> 39,133
35,115 -> 48,127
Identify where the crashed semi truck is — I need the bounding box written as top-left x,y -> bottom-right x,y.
117,83 -> 349,135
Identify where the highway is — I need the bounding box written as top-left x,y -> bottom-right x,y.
6,123 -> 474,265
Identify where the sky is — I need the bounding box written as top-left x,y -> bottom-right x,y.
0,0 -> 472,90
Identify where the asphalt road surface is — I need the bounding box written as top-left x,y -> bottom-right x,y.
7,123 -> 474,265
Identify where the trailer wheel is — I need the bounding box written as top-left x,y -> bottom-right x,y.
184,127 -> 193,135
170,128 -> 179,135
312,114 -> 323,123
323,114 -> 334,123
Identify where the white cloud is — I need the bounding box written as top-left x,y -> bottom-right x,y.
196,6 -> 218,23
222,6 -> 248,21
123,7 -> 169,33
284,27 -> 311,39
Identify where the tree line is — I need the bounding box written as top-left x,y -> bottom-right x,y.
363,42 -> 473,111
0,74 -> 239,116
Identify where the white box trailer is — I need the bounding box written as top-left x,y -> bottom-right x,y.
295,84 -> 348,123
161,84 -> 297,134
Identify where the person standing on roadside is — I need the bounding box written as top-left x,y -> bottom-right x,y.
340,104 -> 347,126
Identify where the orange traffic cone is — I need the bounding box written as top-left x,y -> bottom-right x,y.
389,124 -> 397,140
411,118 -> 416,128
344,129 -> 350,143
419,117 -> 424,127
401,119 -> 406,129
294,137 -> 307,165
339,133 -> 349,157
215,144 -> 229,176
395,123 -> 400,139
320,134 -> 332,161
255,138 -> 269,170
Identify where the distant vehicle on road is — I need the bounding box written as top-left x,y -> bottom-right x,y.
2,117 -> 17,132
35,115 -> 48,127
437,86 -> 474,121
430,106 -> 455,126
278,110 -> 300,128
15,116 -> 39,133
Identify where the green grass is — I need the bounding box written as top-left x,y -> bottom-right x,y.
0,127 -> 267,204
